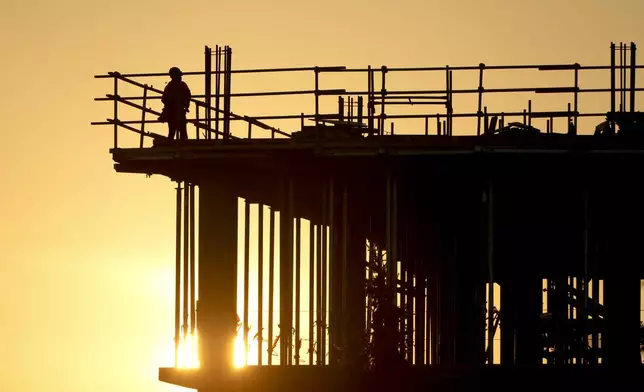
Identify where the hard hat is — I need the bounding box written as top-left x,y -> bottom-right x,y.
169,67 -> 183,77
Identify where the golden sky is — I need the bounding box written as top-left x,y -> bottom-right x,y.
1,0 -> 644,391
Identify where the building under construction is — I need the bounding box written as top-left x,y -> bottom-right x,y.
93,43 -> 644,391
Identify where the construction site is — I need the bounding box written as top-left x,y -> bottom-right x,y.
93,42 -> 644,391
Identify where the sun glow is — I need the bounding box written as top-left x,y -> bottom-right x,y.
233,330 -> 247,368
177,333 -> 200,369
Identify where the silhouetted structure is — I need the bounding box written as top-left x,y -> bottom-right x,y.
93,43 -> 644,391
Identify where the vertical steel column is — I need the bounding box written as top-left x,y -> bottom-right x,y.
631,42 -> 637,113
139,85 -> 147,147
258,204 -> 264,365
268,208 -> 275,365
316,218 -> 323,365
113,74 -> 118,148
386,173 -> 393,290
610,43 -> 616,133
280,180 -> 294,365
368,66 -> 375,135
328,180 -> 336,365
591,277 -> 600,363
623,43 -> 627,111
174,183 -> 182,367
380,67 -> 387,136
243,201 -> 250,365
190,185 -> 196,337
223,46 -> 232,139
341,187 -> 348,362
392,178 -> 398,301
574,63 -> 579,128
406,258 -> 414,362
295,218 -> 301,364
321,188 -> 328,363
214,45 -> 221,139
314,68 -> 320,143
477,64 -> 485,136
486,182 -> 495,364
205,46 -> 212,140
580,190 -> 589,363
183,183 -> 190,347
309,224 -> 315,365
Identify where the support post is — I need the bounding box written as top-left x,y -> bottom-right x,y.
258,204 -> 264,365
280,179 -> 294,365
268,208 -> 275,365
183,182 -> 190,351
174,183 -> 182,367
197,181 -> 238,371
243,201 -> 250,365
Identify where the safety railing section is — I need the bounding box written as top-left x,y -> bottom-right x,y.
92,42 -> 642,149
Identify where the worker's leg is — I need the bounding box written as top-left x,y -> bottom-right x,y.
179,119 -> 188,139
168,121 -> 176,140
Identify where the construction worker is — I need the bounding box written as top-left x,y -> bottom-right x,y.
160,66 -> 191,140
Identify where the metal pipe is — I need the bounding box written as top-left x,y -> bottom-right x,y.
327,180 -> 335,365
314,68 -> 320,143
425,116 -> 429,135
309,223 -> 315,365
392,178 -> 398,304
386,173 -> 392,288
96,109 -> 612,128
295,218 -> 301,365
574,64 -> 579,128
623,43 -> 628,112
268,208 -> 275,364
316,218 -> 323,365
243,201 -> 250,365
367,66 -> 374,135
214,45 -> 221,139
95,63 -> 644,79
205,46 -> 212,139
223,46 -> 232,139
257,204 -> 264,365
631,42 -> 637,113
190,184 -> 196,337
486,181 -> 494,364
528,100 -> 532,127
195,103 -> 200,139
380,66 -> 387,136
183,182 -> 190,350
321,189 -> 328,364
477,64 -> 485,136
174,183 -> 182,367
341,187 -> 348,361
139,85 -> 147,147
113,75 -> 118,148
611,43 -> 616,133
95,85 -> 640,102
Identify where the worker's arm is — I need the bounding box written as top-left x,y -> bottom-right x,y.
162,83 -> 170,105
183,82 -> 192,111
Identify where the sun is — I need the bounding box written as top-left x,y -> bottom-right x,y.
233,331 -> 247,368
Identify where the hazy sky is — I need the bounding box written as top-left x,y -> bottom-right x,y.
1,1 -> 643,391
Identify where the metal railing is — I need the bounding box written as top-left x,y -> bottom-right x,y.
92,42 -> 641,149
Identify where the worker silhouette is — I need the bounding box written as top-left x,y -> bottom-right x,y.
160,67 -> 191,140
